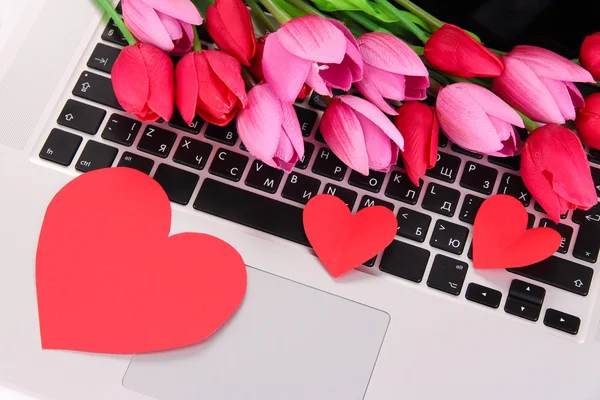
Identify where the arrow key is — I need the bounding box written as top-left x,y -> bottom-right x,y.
544,309 -> 580,335
508,279 -> 545,306
396,207 -> 431,243
465,283 -> 502,308
504,296 -> 541,321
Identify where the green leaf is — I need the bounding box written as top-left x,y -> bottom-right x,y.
400,10 -> 429,31
273,0 -> 305,18
310,0 -> 399,22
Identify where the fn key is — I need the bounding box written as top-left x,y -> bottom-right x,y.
39,129 -> 82,166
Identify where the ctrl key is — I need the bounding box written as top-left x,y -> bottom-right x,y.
39,129 -> 82,166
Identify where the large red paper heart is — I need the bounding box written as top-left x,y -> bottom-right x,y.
303,195 -> 398,278
473,194 -> 562,269
36,168 -> 247,354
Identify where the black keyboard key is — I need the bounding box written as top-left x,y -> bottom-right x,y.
508,279 -> 545,306
572,203 -> 600,226
544,309 -> 580,335
137,125 -> 177,158
591,167 -> 600,197
421,183 -> 460,217
451,143 -> 483,159
205,121 -> 238,146
117,152 -> 154,174
173,137 -> 212,170
459,162 -> 498,195
115,1 -> 122,13
427,255 -> 468,295
194,179 -> 309,245
573,225 -> 599,263
296,142 -> 314,170
363,257 -> 377,267
348,170 -> 386,193
527,213 -> 535,229
245,161 -> 284,194
169,110 -> 204,135
153,164 -> 199,205
308,92 -> 327,110
508,256 -> 593,296
438,132 -> 448,148
281,172 -> 321,204
209,149 -> 249,182
459,194 -> 484,224
384,171 -> 422,205
357,195 -> 394,211
430,220 -> 469,255
380,240 -> 430,283
488,155 -> 521,171
75,141 -> 118,172
39,129 -> 82,166
589,148 -> 600,165
539,219 -> 573,254
102,20 -> 128,46
323,184 -> 358,209
73,71 -> 123,110
425,152 -> 460,183
295,106 -> 318,137
396,207 -> 431,242
196,25 -> 214,43
101,114 -> 141,146
465,283 -> 502,308
57,99 -> 106,135
534,202 -> 567,219
314,129 -> 326,143
87,43 -> 121,73
312,148 -> 347,181
504,296 -> 541,322
497,173 -> 531,206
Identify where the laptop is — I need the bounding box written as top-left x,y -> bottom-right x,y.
1,0 -> 599,399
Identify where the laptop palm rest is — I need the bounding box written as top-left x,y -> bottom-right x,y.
122,266 -> 390,400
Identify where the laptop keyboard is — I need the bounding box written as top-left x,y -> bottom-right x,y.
35,15 -> 600,338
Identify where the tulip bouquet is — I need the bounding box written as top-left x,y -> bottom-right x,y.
94,0 -> 600,223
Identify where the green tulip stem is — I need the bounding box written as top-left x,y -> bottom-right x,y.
285,0 -> 328,18
258,0 -> 292,24
339,11 -> 392,34
246,0 -> 278,33
373,0 -> 429,43
192,26 -> 203,52
94,0 -> 136,45
516,110 -> 538,132
391,0 -> 443,30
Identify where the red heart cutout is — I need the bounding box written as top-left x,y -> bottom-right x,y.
36,168 -> 247,354
303,195 -> 398,277
473,194 -> 562,269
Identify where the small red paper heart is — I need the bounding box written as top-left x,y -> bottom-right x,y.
36,168 -> 247,354
303,195 -> 398,277
473,194 -> 562,269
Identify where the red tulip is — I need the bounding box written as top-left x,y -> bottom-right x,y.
580,32 -> 600,81
576,93 -> 600,150
175,50 -> 247,126
249,36 -> 266,81
394,102 -> 438,186
424,24 -> 503,78
206,0 -> 256,66
112,43 -> 174,122
521,124 -> 597,223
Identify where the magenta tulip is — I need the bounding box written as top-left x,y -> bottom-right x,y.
436,83 -> 524,156
262,15 -> 363,103
354,32 -> 429,115
320,95 -> 404,175
493,46 -> 594,124
236,83 -> 304,172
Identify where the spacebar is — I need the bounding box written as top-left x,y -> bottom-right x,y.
193,179 -> 309,246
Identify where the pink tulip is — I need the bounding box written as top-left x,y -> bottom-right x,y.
521,124 -> 597,223
236,83 -> 304,172
354,32 -> 429,115
320,95 -> 404,175
262,15 -> 363,103
122,0 -> 203,55
493,45 -> 594,124
436,83 -> 524,156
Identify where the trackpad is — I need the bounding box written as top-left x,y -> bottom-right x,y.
122,267 -> 390,400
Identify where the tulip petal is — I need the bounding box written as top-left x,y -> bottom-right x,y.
355,112 -> 397,172
565,81 -> 585,109
236,84 -> 282,165
112,45 -> 150,115
319,62 -> 352,90
140,44 -> 174,121
280,101 -> 305,163
263,35 -> 311,103
487,116 -> 521,156
123,1 -> 176,52
539,78 -> 576,121
368,66 -> 406,100
175,53 -> 199,125
328,20 -> 363,81
320,100 -> 370,175
277,16 -> 346,64
339,95 -> 404,151
358,32 -> 427,76
140,0 -> 203,25
306,65 -> 332,97
205,50 -> 248,108
455,83 -> 524,128
195,54 -> 235,116
273,133 -> 297,172
354,70 -> 398,115
207,0 -> 256,65
493,57 -> 565,124
157,12 -> 183,41
509,45 -> 594,83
